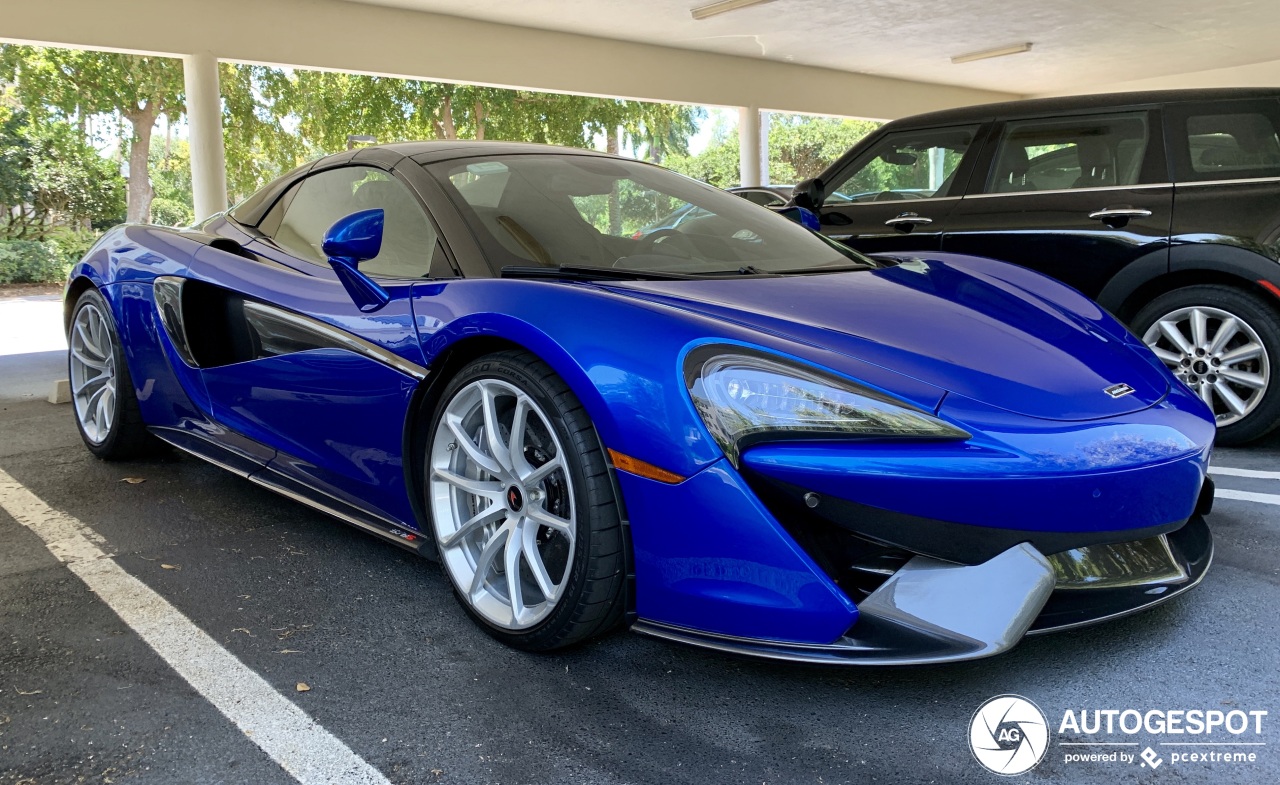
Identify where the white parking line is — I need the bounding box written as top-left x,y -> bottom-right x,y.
0,469 -> 391,785
1210,466 -> 1280,481
1215,488 -> 1280,507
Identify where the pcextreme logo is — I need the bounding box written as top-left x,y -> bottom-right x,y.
968,695 -> 1271,776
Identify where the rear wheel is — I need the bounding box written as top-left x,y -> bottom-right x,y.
68,288 -> 161,460
426,350 -> 627,651
1134,284 -> 1280,445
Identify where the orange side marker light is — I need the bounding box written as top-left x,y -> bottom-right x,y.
607,449 -> 685,484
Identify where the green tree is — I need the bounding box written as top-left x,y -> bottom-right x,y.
0,108 -> 125,238
221,64 -> 309,203
0,105 -> 32,233
768,114 -> 882,182
150,132 -> 193,227
667,113 -> 882,187
269,67 -> 705,162
1,45 -> 184,223
625,102 -> 703,164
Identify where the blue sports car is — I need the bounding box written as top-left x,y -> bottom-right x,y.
66,142 -> 1216,664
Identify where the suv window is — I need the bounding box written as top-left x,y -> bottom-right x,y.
737,189 -> 787,207
824,125 -> 978,204
985,112 -> 1150,194
1185,112 -> 1280,179
262,166 -> 447,279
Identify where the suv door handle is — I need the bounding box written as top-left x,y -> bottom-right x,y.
1088,206 -> 1152,221
884,212 -> 934,227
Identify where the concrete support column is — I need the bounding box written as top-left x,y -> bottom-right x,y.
758,110 -> 771,186
738,105 -> 767,187
183,52 -> 228,220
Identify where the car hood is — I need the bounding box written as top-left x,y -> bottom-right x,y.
604,254 -> 1170,421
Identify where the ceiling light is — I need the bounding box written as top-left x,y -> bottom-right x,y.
951,42 -> 1033,65
690,0 -> 779,21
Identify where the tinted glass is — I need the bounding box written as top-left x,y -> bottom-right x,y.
738,189 -> 786,207
265,166 -> 447,278
986,112 -> 1149,194
825,126 -> 978,204
1186,111 -> 1280,178
428,155 -> 873,276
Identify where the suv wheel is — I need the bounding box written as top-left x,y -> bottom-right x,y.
1134,284 -> 1280,445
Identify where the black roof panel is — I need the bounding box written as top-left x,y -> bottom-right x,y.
884,87 -> 1280,129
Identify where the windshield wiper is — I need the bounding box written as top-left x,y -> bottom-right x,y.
687,265 -> 776,276
501,265 -> 698,282
770,263 -> 875,275
686,263 -> 871,276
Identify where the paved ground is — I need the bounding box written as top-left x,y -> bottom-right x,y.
1,293 -> 1277,785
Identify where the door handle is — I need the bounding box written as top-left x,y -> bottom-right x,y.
884,212 -> 934,227
1088,206 -> 1152,221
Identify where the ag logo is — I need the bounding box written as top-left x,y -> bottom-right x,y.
969,694 -> 1050,775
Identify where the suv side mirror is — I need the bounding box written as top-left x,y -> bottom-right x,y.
792,178 -> 825,212
323,209 -> 390,313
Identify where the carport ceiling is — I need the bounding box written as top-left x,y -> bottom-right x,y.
346,0 -> 1279,96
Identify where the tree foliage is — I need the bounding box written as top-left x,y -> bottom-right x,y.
150,133 -> 194,227
221,64 -> 307,203
218,66 -> 707,201
3,46 -> 844,236
667,113 -> 882,187
0,106 -> 125,238
0,45 -> 184,223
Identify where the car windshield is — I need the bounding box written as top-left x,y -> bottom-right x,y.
425,154 -> 875,276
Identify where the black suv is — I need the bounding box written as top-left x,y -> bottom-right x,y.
799,88 -> 1280,444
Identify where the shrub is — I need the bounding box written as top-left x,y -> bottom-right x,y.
151,196 -> 193,228
0,239 -> 72,284
44,227 -> 98,263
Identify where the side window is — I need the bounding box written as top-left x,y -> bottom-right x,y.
263,166 -> 448,279
985,112 -> 1150,194
739,190 -> 785,207
1180,107 -> 1280,181
824,125 -> 979,205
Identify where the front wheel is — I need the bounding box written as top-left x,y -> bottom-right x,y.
1133,284 -> 1280,445
426,350 -> 627,651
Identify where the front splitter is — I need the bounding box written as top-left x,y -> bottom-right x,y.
1028,514 -> 1213,634
630,517 -> 1212,666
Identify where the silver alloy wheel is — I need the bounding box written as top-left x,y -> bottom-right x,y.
1142,305 -> 1270,427
429,379 -> 576,630
69,301 -> 117,445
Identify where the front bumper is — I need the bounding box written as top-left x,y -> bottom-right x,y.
632,515 -> 1212,665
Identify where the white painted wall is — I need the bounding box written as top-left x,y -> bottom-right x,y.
1,0 -> 1016,120
1046,59 -> 1280,97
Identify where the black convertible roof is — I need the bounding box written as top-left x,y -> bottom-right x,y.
229,140 -> 619,227
884,87 -> 1280,129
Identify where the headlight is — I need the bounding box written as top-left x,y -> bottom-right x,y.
687,351 -> 969,464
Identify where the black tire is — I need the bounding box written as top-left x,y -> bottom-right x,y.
426,349 -> 627,651
1132,284 -> 1280,445
68,288 -> 163,460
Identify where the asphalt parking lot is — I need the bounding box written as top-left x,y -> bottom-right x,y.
2,291 -> 1278,785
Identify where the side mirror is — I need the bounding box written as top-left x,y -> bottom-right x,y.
791,177 -> 825,212
322,209 -> 390,313
773,205 -> 821,231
